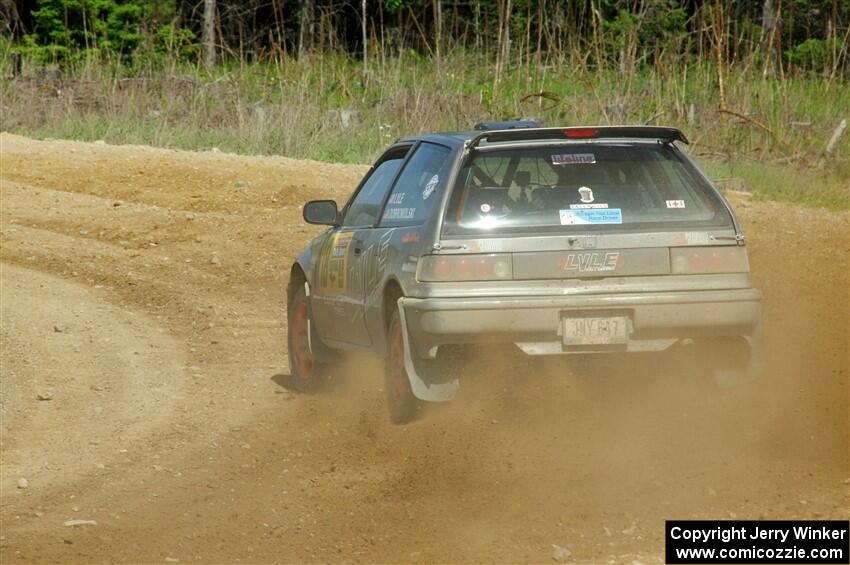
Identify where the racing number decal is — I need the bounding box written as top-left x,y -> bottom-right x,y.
318,231 -> 353,294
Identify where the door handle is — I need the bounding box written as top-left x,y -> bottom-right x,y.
352,238 -> 364,255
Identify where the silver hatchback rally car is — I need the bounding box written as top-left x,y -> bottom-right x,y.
287,123 -> 762,423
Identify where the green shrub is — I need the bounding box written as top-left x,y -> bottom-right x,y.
26,0 -> 147,62
786,38 -> 830,72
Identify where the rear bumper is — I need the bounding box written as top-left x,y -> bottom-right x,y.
400,288 -> 762,356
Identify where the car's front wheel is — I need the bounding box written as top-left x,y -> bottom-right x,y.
385,308 -> 420,424
287,286 -> 323,392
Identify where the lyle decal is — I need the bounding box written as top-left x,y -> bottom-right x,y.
559,251 -> 621,273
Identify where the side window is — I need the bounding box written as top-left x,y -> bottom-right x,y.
381,143 -> 452,227
343,155 -> 405,227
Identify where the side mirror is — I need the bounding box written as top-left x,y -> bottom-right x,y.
303,200 -> 339,226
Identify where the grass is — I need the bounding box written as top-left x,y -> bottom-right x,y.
703,160 -> 849,210
0,41 -> 847,209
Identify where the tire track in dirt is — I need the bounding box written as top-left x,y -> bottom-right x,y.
0,134 -> 846,563
1,263 -> 189,497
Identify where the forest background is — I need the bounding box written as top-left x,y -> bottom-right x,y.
1,0 -> 848,208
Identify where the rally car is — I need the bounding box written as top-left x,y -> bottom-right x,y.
287,122 -> 762,423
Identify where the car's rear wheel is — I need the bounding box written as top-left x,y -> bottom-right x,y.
385,309 -> 420,424
287,286 -> 322,392
701,336 -> 759,388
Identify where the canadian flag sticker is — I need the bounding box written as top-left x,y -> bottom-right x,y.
666,200 -> 686,208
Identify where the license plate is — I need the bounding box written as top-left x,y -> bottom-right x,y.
562,316 -> 629,346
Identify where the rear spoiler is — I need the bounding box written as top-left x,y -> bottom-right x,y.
467,126 -> 689,149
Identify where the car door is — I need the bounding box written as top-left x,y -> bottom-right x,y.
363,142 -> 453,340
311,145 -> 410,346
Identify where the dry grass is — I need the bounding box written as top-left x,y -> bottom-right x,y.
1,45 -> 847,208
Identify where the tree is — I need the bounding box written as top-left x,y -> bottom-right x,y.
25,0 -> 146,60
298,0 -> 315,57
433,0 -> 442,63
361,0 -> 367,73
760,0 -> 780,77
202,0 -> 215,67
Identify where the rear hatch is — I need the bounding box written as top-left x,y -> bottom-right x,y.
421,140 -> 749,288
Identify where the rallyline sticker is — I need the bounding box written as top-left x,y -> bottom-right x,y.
560,208 -> 623,225
552,153 -> 596,165
666,199 -> 686,208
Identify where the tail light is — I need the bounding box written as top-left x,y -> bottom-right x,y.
670,246 -> 749,274
418,254 -> 513,282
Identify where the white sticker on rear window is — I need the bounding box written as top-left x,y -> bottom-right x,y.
666,200 -> 686,208
552,153 -> 596,165
422,174 -> 439,200
577,186 -> 594,203
570,203 -> 609,209
559,208 -> 623,225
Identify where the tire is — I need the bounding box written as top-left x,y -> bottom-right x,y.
287,286 -> 322,392
385,308 -> 420,424
701,336 -> 758,388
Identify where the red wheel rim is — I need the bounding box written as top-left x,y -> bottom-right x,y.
388,323 -> 408,401
291,302 -> 314,379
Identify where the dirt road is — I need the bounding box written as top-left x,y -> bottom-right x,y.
1,134 -> 847,563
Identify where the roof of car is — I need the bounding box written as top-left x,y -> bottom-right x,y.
398,125 -> 689,149
397,131 -> 478,147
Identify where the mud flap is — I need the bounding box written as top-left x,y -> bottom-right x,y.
711,321 -> 764,388
397,298 -> 459,402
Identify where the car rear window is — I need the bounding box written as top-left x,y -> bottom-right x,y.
442,143 -> 732,236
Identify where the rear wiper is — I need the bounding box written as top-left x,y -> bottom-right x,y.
710,234 -> 746,244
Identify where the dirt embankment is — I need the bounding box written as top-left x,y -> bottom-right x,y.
1,134 -> 847,564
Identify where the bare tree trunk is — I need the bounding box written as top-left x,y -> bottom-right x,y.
361,0 -> 368,75
10,52 -> 22,78
713,1 -> 727,109
494,0 -> 512,87
473,0 -> 481,50
270,0 -> 286,59
535,0 -> 543,74
503,0 -> 512,74
0,1 -> 23,39
203,0 -> 216,67
298,0 -> 315,58
760,0 -> 778,77
433,0 -> 442,65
